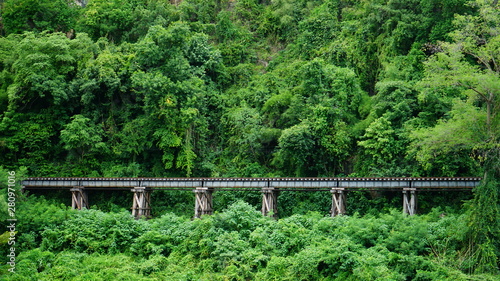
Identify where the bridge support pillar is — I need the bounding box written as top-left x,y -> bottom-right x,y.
262,187 -> 278,218
131,187 -> 151,219
331,188 -> 346,217
70,187 -> 88,210
194,187 -> 213,218
403,188 -> 417,215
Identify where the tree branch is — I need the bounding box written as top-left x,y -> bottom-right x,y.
465,50 -> 494,72
456,81 -> 489,101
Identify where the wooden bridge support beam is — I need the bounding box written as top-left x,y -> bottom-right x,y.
403,188 -> 417,215
331,188 -> 346,217
70,187 -> 88,210
131,187 -> 152,219
194,187 -> 214,218
262,187 -> 278,218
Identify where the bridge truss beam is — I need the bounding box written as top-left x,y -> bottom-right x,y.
70,187 -> 88,210
194,187 -> 213,218
131,187 -> 151,219
331,188 -> 346,217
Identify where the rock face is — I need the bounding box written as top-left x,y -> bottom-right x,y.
74,0 -> 88,7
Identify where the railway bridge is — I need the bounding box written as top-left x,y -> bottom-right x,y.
21,177 -> 481,219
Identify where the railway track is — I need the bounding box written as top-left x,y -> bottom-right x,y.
21,177 -> 482,218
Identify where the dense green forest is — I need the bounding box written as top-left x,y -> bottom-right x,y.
0,0 -> 499,279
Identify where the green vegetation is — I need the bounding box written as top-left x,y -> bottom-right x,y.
1,199 -> 499,280
0,0 -> 499,278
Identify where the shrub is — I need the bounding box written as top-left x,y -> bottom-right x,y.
213,200 -> 270,238
41,209 -> 147,254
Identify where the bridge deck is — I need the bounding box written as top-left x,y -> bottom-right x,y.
22,177 -> 481,191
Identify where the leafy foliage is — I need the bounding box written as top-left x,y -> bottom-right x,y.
0,0 -> 499,277
0,0 -> 485,178
3,202 -> 498,279
41,209 -> 147,254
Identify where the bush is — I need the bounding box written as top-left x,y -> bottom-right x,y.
213,200 -> 270,238
3,199 -> 494,280
41,209 -> 148,254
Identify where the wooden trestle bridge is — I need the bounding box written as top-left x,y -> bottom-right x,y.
21,177 -> 481,219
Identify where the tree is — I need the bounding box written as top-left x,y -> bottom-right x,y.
273,121 -> 315,176
1,0 -> 79,35
0,32 -> 95,174
357,116 -> 408,176
410,101 -> 485,174
5,32 -> 94,112
414,0 -> 500,176
411,0 -> 500,272
77,0 -> 135,43
60,114 -> 107,163
268,59 -> 365,176
130,24 -> 221,176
